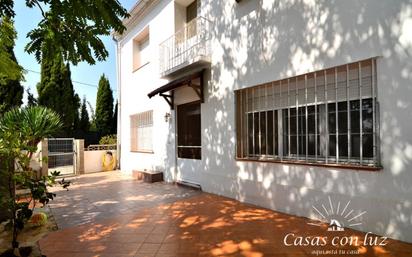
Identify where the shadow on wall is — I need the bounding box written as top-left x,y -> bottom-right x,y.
174,0 -> 412,242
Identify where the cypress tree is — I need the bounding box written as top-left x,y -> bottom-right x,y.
79,97 -> 90,132
26,88 -> 37,106
37,50 -> 77,135
95,74 -> 114,137
0,18 -> 23,115
72,93 -> 81,130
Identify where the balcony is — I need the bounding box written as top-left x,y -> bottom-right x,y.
159,16 -> 211,78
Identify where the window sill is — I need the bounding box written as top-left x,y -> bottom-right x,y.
235,157 -> 382,172
131,150 -> 154,154
132,62 -> 150,73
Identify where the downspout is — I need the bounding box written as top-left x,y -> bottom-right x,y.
113,35 -> 122,170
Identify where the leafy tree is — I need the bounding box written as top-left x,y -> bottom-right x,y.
26,88 -> 37,106
95,74 -> 114,137
79,97 -> 90,132
0,0 -> 130,65
0,0 -> 15,18
37,52 -> 77,135
0,45 -> 24,114
0,16 -> 24,87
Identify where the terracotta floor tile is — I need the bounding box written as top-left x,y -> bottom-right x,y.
134,253 -> 156,257
157,243 -> 179,253
37,171 -> 412,257
137,243 -> 162,254
144,233 -> 166,244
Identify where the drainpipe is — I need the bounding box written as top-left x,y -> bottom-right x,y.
113,35 -> 122,170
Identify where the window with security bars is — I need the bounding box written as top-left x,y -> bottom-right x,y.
130,110 -> 153,152
235,58 -> 380,167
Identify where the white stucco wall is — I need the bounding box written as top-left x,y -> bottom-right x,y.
118,0 -> 412,242
118,0 -> 176,178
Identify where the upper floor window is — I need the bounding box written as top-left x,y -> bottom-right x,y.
133,27 -> 150,71
130,110 -> 153,152
235,58 -> 380,168
186,0 -> 198,23
186,0 -> 198,38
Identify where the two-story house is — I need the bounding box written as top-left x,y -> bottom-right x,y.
113,0 -> 412,243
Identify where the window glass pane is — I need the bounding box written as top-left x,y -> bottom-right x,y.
177,102 -> 201,159
329,135 -> 336,157
338,109 -> 348,134
139,36 -> 150,65
283,109 -> 289,156
267,111 -> 274,155
248,113 -> 253,155
298,107 -> 306,134
308,106 -> 315,134
317,105 -> 326,135
298,134 -> 306,156
328,103 -> 336,134
308,135 -> 316,156
317,135 -> 325,157
260,112 -> 266,155
290,110 -> 296,135
339,135 -> 348,158
290,135 -> 297,155
350,100 -> 360,133
363,133 -> 374,158
351,134 -> 360,158
362,99 -> 373,133
254,113 -> 259,155
178,147 -> 201,159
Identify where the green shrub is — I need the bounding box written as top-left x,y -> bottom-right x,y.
99,134 -> 117,145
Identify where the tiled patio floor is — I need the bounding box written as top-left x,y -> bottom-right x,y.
40,171 -> 412,257
48,171 -> 200,228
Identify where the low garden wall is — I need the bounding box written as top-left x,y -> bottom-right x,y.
84,144 -> 117,173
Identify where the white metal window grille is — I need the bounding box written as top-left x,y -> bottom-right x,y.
235,58 -> 379,167
130,110 -> 153,152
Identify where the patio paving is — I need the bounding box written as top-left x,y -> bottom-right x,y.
48,171 -> 201,229
40,171 -> 412,257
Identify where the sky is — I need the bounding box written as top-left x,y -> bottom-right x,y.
13,0 -> 137,109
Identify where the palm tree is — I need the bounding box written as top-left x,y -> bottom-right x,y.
0,106 -> 62,250
0,106 -> 62,148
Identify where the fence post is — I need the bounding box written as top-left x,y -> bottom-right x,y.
74,139 -> 85,175
40,139 -> 48,176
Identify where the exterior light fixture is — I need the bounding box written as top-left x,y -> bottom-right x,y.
164,112 -> 171,122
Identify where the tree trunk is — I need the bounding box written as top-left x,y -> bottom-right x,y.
0,156 -> 12,222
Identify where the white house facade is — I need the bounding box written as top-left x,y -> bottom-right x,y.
114,0 -> 412,243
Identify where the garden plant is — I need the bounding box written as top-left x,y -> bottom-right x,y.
0,106 -> 68,256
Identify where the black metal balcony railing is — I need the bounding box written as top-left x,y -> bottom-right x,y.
159,16 -> 211,76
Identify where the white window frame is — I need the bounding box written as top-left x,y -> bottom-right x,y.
130,110 -> 153,153
132,26 -> 150,71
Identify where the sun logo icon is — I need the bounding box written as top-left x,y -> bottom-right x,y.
308,196 -> 367,232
